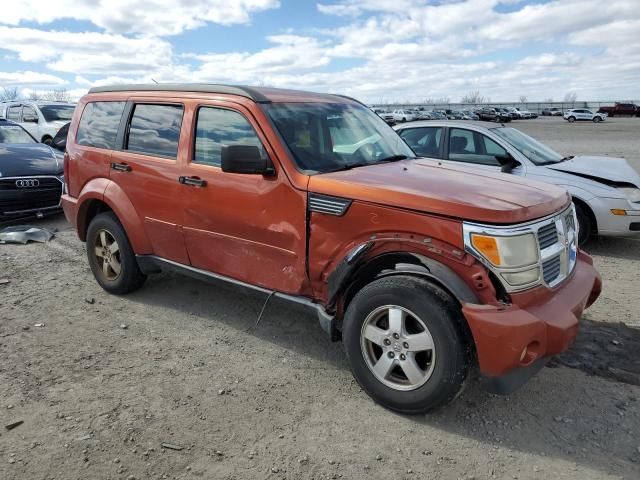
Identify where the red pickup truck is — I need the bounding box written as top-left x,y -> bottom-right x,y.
597,103 -> 639,117
61,84 -> 601,413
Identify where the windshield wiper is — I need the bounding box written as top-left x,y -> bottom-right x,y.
376,154 -> 410,163
559,155 -> 574,162
325,155 -> 410,173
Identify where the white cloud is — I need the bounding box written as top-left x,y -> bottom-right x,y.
1,0 -> 280,36
0,26 -> 173,75
0,70 -> 66,86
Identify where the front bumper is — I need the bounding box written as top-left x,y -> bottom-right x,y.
462,251 -> 601,392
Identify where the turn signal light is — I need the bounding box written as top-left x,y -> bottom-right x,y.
611,209 -> 627,216
471,235 -> 501,266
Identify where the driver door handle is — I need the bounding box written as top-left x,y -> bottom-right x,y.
110,162 -> 131,172
179,176 -> 207,187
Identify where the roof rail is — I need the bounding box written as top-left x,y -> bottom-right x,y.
88,83 -> 272,103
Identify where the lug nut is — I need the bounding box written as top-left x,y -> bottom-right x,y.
403,342 -> 409,349
393,333 -> 400,339
400,354 -> 406,361
388,352 -> 395,359
383,339 -> 391,346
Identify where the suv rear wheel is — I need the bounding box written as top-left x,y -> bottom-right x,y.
343,276 -> 470,414
86,212 -> 146,294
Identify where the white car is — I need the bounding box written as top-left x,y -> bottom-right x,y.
3,101 -> 76,145
392,109 -> 418,122
564,109 -> 606,123
394,120 -> 640,244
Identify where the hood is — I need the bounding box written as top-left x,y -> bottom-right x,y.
546,155 -> 640,186
0,144 -> 61,177
309,158 -> 569,224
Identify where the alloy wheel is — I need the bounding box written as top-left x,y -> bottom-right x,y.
360,305 -> 436,391
94,229 -> 122,281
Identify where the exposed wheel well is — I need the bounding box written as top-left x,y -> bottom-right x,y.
572,198 -> 598,234
79,199 -> 113,241
338,252 -> 477,320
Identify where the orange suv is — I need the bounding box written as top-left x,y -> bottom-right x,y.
62,84 -> 601,413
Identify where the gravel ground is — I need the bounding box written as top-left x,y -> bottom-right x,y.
1,118 -> 639,480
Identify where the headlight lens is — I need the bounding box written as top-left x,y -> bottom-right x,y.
618,187 -> 640,203
502,267 -> 541,286
470,233 -> 539,267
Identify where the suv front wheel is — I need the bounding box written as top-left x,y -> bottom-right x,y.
86,212 -> 146,294
343,276 -> 471,414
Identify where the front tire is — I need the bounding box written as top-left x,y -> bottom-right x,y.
567,116 -> 576,123
86,212 -> 146,294
593,116 -> 602,123
575,204 -> 593,246
343,276 -> 471,414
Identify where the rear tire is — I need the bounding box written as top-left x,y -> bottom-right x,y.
342,275 -> 471,414
86,212 -> 146,294
575,203 -> 593,246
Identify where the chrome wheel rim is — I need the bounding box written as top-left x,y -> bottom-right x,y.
360,305 -> 436,391
94,229 -> 121,281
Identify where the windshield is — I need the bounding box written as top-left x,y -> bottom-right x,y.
40,105 -> 75,122
0,124 -> 36,144
491,127 -> 563,165
264,102 -> 414,173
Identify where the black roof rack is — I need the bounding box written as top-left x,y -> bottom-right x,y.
88,83 -> 272,103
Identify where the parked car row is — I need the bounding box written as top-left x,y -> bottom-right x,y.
374,106 -> 542,124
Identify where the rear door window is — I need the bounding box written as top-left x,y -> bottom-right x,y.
398,127 -> 443,158
77,101 -> 126,149
7,106 -> 21,121
126,104 -> 183,159
193,107 -> 263,167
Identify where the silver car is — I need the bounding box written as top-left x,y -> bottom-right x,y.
394,120 -> 640,244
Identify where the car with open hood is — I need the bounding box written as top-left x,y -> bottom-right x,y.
0,119 -> 64,220
61,84 -> 600,414
394,120 -> 640,243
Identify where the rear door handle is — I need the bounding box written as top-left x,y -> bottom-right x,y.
111,162 -> 131,172
179,176 -> 207,187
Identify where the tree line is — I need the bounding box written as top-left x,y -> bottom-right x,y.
1,86 -> 72,102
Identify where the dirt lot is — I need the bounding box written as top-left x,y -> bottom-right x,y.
1,117 -> 639,480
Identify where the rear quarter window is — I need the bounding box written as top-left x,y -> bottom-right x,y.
77,101 -> 126,149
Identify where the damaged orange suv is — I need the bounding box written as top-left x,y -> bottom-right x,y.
62,85 -> 601,413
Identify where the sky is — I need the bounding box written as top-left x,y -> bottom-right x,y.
0,0 -> 639,104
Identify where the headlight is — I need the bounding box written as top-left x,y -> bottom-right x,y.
470,233 -> 539,267
618,187 -> 640,203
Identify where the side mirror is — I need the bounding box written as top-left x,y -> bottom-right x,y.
221,145 -> 275,175
23,114 -> 38,123
495,153 -> 520,174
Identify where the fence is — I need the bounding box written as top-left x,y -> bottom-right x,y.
371,101 -> 640,115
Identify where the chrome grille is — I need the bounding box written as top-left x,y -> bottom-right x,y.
308,193 -> 352,216
542,256 -> 561,284
0,176 -> 63,216
537,223 -> 558,249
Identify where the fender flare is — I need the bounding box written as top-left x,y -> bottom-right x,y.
327,243 -> 479,312
76,179 -> 153,253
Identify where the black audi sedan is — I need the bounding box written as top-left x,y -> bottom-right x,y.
0,119 -> 64,221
